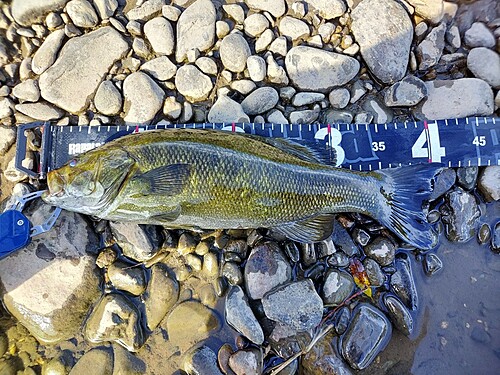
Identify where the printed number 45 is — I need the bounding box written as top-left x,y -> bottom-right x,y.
411,122 -> 446,162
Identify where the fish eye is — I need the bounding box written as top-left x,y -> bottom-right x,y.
69,159 -> 77,167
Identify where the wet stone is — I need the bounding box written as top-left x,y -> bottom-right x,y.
456,167 -> 479,191
225,286 -> 264,345
262,279 -> 323,332
301,334 -> 352,375
390,255 -> 418,310
177,232 -> 198,255
478,166 -> 500,202
363,258 -> 385,286
334,307 -> 351,336
300,243 -> 317,266
364,237 -> 395,266
353,228 -> 370,247
229,349 -> 263,375
113,345 -> 147,374
423,253 -> 443,276
478,223 -> 491,245
283,241 -> 300,263
322,269 -> 355,306
110,222 -> 162,262
183,346 -> 223,375
328,251 -> 350,268
107,261 -> 147,296
331,223 -> 358,256
69,347 -> 113,375
217,343 -> 234,375
430,168 -> 456,200
222,262 -> 243,286
491,222 -> 500,252
427,210 -> 441,224
441,188 -> 481,243
384,294 -> 414,336
341,303 -> 392,370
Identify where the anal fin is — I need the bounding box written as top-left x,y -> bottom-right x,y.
273,214 -> 335,243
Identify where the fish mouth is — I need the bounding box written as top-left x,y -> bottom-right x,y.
45,170 -> 66,198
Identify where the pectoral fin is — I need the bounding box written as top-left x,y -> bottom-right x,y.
150,205 -> 182,222
134,164 -> 191,195
273,214 -> 335,243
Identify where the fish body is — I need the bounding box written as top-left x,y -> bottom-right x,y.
42,129 -> 438,249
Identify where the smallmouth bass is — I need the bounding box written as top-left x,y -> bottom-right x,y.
42,129 -> 439,249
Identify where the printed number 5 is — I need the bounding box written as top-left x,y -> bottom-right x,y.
314,127 -> 345,166
411,122 -> 446,162
372,141 -> 385,151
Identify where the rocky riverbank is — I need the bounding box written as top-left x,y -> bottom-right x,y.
0,0 -> 499,374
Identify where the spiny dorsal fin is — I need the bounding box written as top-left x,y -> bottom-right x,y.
273,214 -> 336,243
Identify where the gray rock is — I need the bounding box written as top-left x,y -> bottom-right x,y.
229,349 -> 263,375
39,27 -> 129,113
162,5 -> 181,21
144,17 -> 174,56
322,269 -> 355,306
69,347 -> 113,375
363,258 -> 385,286
0,126 -> 15,155
416,22 -> 446,70
176,0 -> 216,62
107,262 -> 147,296
456,167 -> 478,190
464,22 -> 495,48
245,0 -> 286,17
12,79 -> 40,102
32,29 -> 66,75
216,20 -> 230,39
290,109 -> 320,123
85,293 -> 144,351
247,55 -> 266,82
208,94 -> 250,123
222,262 -> 243,285
244,242 -> 292,299
0,205 -> 100,343
143,263 -> 179,330
0,98 -> 13,119
3,156 -> 31,183
446,25 -> 461,49
292,92 -> 325,106
126,0 -> 166,21
15,102 -> 64,120
406,0 -> 444,24
341,303 -> 392,370
94,80 -> 122,116
220,33 -> 251,73
267,54 -> 289,85
123,72 -> 164,124
223,4 -> 245,24
305,0 -> 345,19
351,0 -> 413,83
478,223 -> 491,245
362,98 -> 393,124
140,56 -> 177,81
262,279 -> 323,332
329,88 -> 350,109
467,48 -> 500,88
132,37 -> 151,58
441,187 -> 481,242
285,46 -> 359,90
94,0 -> 118,19
390,255 -> 418,310
225,286 -> 264,345
175,64 -> 213,102
243,13 -> 269,37
110,222 -> 162,262
267,109 -> 288,124
163,96 -> 182,119
383,294 -> 414,336
492,222 -> 500,252
423,253 -> 443,276
183,346 -> 223,375
384,75 -> 427,107
231,79 -> 256,95
415,78 -> 494,120
113,345 -> 147,374
11,0 -> 68,26
195,57 -> 218,75
66,0 -> 98,28
241,87 -> 279,115
478,166 -> 500,201
255,28 -> 275,52
279,16 -> 310,41
364,237 -> 395,266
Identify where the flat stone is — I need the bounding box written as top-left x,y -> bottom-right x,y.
446,25 -> 461,49
243,13 -> 269,37
417,22 -> 446,70
113,345 -> 147,374
247,55 -> 266,82
384,294 -> 414,336
415,78 -> 494,120
322,269 -> 355,306
94,80 -> 122,116
351,0 -> 413,83
175,64 -> 213,102
107,262 -> 147,296
94,0 -> 118,19
362,98 -> 393,124
478,166 -> 500,201
195,57 -> 218,75
12,79 -> 40,102
290,109 -> 320,123
229,349 -> 263,375
144,17 -> 174,55
110,222 -> 162,262
225,286 -> 264,345
292,92 -> 325,106
15,102 -> 64,120
220,33 -> 251,73
0,98 -> 13,119
407,0 -> 444,24
66,0 -> 98,28
304,0 -> 345,19
464,22 -> 495,48
341,303 -> 392,370
0,126 -> 15,155
456,167 -> 478,191
11,0 -> 68,26
207,94 -> 250,123
279,16 -> 310,41
183,346 -> 223,375
39,27 -> 128,113
329,88 -> 350,109
262,279 -> 323,332
267,109 -> 288,124
126,0 -> 166,21
176,0 -> 216,62
467,48 -> 500,88
162,5 -> 181,21
140,56 -> 177,81
32,29 -> 66,75
123,72 -> 165,124
245,0 -> 286,18
363,258 -> 385,286
0,205 -> 100,344
69,347 -> 113,375
441,187 -> 481,242
241,87 -> 279,115
231,80 -> 256,95
384,75 -> 427,107
285,46 -> 359,91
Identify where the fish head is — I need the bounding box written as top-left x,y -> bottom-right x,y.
42,147 -> 134,215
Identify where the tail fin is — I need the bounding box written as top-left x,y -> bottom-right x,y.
374,164 -> 442,250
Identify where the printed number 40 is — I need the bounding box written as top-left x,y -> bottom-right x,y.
411,122 -> 446,162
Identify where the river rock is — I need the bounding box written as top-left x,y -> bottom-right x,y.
0,205 -> 100,344
329,88 -> 350,109
12,79 -> 40,102
292,92 -> 325,106
66,0 -> 99,28
467,48 -> 500,88
384,75 -> 427,106
363,258 -> 385,286
207,94 -> 250,123
176,0 -> 216,62
441,187 -> 481,242
107,261 -> 147,296
220,33 -> 251,73
140,56 -> 177,81
175,64 -> 213,102
94,0 -> 118,19
390,255 -> 418,310
429,167 -> 456,200
225,286 -> 264,345
126,0 -> 165,21
229,349 -> 263,375
183,346 -> 224,375
302,335 -> 352,375
94,80 -> 122,116
110,222 -> 162,262
423,253 -> 443,276
15,102 -> 64,120
113,345 -> 147,374
415,78 -> 494,120
492,222 -> 500,252
244,242 -> 292,299
341,303 -> 392,370
144,17 -> 174,56
32,28 -> 66,75
241,87 -> 279,115
39,27 -> 129,113
244,13 -> 269,37
143,263 -> 179,330
351,0 -> 412,83
262,279 -> 323,332
478,166 -> 500,201
85,293 -> 144,351
267,109 -> 288,124
384,294 -> 414,336
166,301 -> 220,350
69,347 -> 113,375
456,167 -> 478,190
305,0 -> 345,19
322,269 -> 355,306
267,55 -> 289,85
123,71 -> 165,124
11,0 -> 68,26
279,16 -> 310,41
407,0 -> 444,24
285,46 -> 359,90
464,22 -> 496,48
245,0 -> 286,18
0,126 -> 15,154
364,237 -> 396,266
416,22 -> 446,70
247,55 -> 266,82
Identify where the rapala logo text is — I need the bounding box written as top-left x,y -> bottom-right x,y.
68,142 -> 103,155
